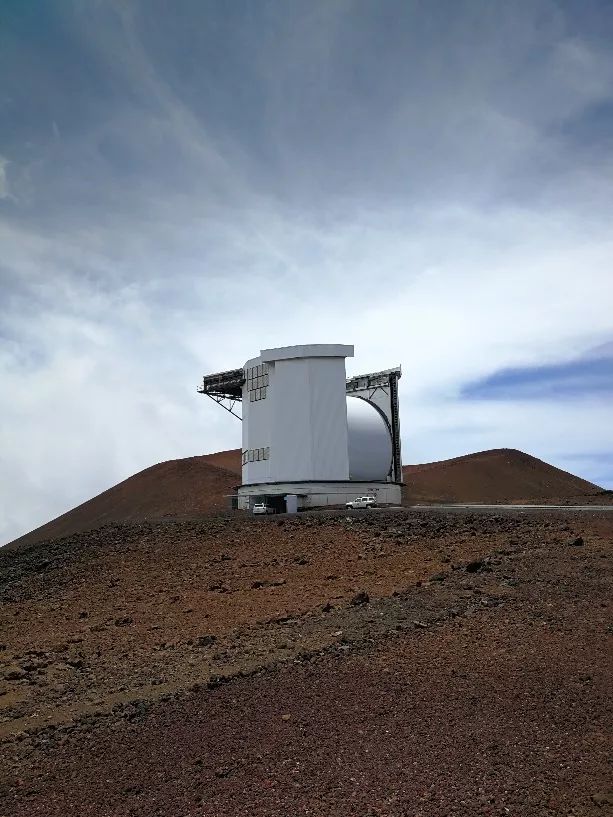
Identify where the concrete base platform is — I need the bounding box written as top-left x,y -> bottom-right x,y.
236,481 -> 402,512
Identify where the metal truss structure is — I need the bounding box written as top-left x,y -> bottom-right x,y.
197,368 -> 244,420
345,367 -> 403,484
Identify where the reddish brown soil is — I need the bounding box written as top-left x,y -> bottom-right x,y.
5,457 -> 240,552
1,511 -> 522,735
201,448 -> 241,475
403,448 -> 603,504
1,508 -> 611,816
5,448 -> 605,552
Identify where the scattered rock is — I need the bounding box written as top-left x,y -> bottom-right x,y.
592,792 -> 613,807
281,713 -> 291,721
122,784 -> 143,796
350,591 -> 369,606
465,559 -> 492,574
114,616 -> 133,627
34,559 -> 50,572
251,579 -> 286,589
196,635 -> 217,648
567,536 -> 584,547
4,668 -> 26,681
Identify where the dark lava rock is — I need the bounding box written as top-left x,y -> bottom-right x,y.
114,616 -> 133,627
5,669 -> 26,681
591,792 -> 613,807
196,635 -> 216,648
350,591 -> 369,606
465,559 -> 492,573
34,560 -> 50,572
567,536 -> 584,547
251,579 -> 286,589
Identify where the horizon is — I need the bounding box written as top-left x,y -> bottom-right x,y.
3,444 -> 606,548
1,1 -> 612,544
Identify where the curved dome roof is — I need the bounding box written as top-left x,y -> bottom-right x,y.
346,396 -> 392,481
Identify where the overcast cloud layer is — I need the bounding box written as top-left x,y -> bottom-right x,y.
1,0 -> 613,544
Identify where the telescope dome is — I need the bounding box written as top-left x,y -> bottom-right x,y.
346,396 -> 392,481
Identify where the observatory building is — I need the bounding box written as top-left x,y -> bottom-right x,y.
198,344 -> 402,512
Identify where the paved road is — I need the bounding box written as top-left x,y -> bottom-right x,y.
412,503 -> 613,512
303,504 -> 613,519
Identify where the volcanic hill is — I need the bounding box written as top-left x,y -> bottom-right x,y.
5,447 -> 604,551
403,448 -> 602,504
5,455 -> 239,551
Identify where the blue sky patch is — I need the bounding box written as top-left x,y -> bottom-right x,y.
462,355 -> 613,400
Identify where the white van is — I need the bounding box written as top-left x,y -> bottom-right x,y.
252,502 -> 275,515
345,496 -> 377,509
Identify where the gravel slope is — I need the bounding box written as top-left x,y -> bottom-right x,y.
1,508 -> 611,816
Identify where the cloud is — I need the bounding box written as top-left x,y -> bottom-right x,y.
0,156 -> 10,199
1,0 -> 613,543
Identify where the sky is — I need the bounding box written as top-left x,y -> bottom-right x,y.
1,0 -> 612,544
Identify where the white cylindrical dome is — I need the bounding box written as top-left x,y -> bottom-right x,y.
346,396 -> 392,481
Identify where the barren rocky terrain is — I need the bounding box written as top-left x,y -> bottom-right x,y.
6,447 -> 608,552
1,507 -> 611,816
402,449 -> 607,505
